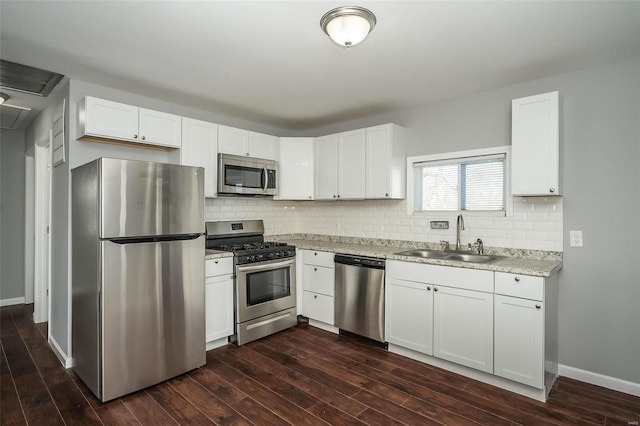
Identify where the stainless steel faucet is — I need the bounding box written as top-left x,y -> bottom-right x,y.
456,214 -> 465,251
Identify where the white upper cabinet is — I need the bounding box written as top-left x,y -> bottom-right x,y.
314,130 -> 365,200
314,134 -> 340,200
78,96 -> 181,148
511,91 -> 560,196
218,125 -> 278,160
338,129 -> 366,200
278,137 -> 314,200
365,124 -> 407,199
181,118 -> 218,198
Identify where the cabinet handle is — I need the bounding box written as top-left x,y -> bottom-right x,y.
514,277 -> 520,282
133,134 -> 138,139
314,267 -> 317,271
141,136 -> 146,141
337,195 -> 341,198
385,193 -> 389,197
549,188 -> 555,193
333,195 -> 336,199
314,295 -> 318,299
314,252 -> 317,256
427,286 -> 431,291
308,196 -> 312,199
535,304 -> 541,309
246,152 -> 250,156
434,287 -> 438,292
214,260 -> 219,264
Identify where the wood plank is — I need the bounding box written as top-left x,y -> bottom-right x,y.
190,364 -> 290,426
121,391 -> 179,425
307,401 -> 367,426
0,343 -> 27,425
227,343 -> 368,417
169,375 -> 252,426
356,408 -> 406,426
555,376 -> 640,415
206,356 -> 328,425
94,400 -> 141,426
277,330 -> 510,425
352,389 -> 442,425
548,388 -> 638,424
146,381 -> 215,425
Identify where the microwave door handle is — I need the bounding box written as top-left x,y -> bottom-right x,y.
262,167 -> 268,193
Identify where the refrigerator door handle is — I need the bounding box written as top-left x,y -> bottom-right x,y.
109,233 -> 203,244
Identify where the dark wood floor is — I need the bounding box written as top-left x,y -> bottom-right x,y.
1,304 -> 639,425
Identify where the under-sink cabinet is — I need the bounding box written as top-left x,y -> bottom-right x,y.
205,257 -> 234,349
78,96 -> 182,148
385,260 -> 558,401
299,250 -> 335,326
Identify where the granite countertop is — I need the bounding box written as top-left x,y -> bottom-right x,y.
270,235 -> 562,278
205,249 -> 234,260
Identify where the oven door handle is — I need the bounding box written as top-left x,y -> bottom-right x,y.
236,257 -> 295,273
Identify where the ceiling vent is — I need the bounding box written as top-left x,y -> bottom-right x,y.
0,59 -> 64,97
0,104 -> 31,130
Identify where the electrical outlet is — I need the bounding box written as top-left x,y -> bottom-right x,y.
569,230 -> 583,247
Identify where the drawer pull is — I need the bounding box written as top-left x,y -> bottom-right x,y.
535,304 -> 541,309
427,286 -> 431,291
314,295 -> 318,299
314,267 -> 317,271
314,252 -> 317,256
214,260 -> 219,264
514,277 -> 520,282
434,287 -> 438,292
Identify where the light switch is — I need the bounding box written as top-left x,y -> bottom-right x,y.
569,230 -> 583,247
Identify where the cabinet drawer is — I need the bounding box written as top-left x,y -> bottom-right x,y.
303,291 -> 334,325
205,257 -> 234,277
302,265 -> 334,296
302,250 -> 335,268
387,260 -> 494,293
495,272 -> 543,301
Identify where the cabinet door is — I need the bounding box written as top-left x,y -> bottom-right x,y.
338,129 -> 366,199
138,108 -> 182,148
314,134 -> 339,200
303,291 -> 334,325
84,97 -> 139,142
386,279 -> 433,355
366,124 -> 392,199
433,286 -> 494,373
511,91 -> 560,196
494,295 -> 544,388
181,118 -> 218,198
218,125 -> 249,156
205,274 -> 234,343
278,137 -> 314,200
249,131 -> 278,161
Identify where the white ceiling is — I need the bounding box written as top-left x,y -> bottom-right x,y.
1,1 -> 639,131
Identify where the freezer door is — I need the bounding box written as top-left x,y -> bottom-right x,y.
100,235 -> 205,402
99,158 -> 204,238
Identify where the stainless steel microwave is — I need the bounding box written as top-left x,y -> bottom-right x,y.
218,153 -> 278,196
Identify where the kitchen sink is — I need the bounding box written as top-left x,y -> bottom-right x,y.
394,249 -> 504,264
394,249 -> 450,259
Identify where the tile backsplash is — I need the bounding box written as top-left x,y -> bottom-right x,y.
205,196 -> 563,252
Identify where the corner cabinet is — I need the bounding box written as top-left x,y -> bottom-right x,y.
204,257 -> 234,349
181,118 -> 218,198
365,124 -> 407,199
218,125 -> 278,161
277,137 -> 314,200
314,130 -> 366,200
78,96 -> 181,149
511,91 -> 560,196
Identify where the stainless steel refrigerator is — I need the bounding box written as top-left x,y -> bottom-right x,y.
71,158 -> 205,402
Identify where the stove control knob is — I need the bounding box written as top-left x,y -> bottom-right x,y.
247,255 -> 255,263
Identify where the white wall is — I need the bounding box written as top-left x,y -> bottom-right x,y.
0,130 -> 26,302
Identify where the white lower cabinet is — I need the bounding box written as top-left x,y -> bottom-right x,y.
494,295 -> 544,388
299,250 -> 334,325
205,258 -> 234,344
386,278 -> 433,354
433,285 -> 494,374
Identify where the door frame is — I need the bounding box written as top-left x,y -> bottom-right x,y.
24,146 -> 35,304
33,133 -> 52,324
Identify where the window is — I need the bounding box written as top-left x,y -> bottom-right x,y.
412,151 -> 507,213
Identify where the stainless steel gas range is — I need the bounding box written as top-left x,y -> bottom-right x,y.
205,220 -> 297,345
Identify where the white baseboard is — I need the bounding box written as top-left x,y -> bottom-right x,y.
0,297 -> 25,307
206,337 -> 229,351
308,319 -> 339,334
49,335 -> 73,369
559,364 -> 640,397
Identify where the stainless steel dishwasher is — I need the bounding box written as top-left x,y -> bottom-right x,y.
334,254 -> 386,343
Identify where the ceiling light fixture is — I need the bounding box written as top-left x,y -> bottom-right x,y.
0,92 -> 9,105
320,6 -> 376,47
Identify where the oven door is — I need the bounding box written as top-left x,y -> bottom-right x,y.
235,257 -> 296,323
218,154 -> 278,196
